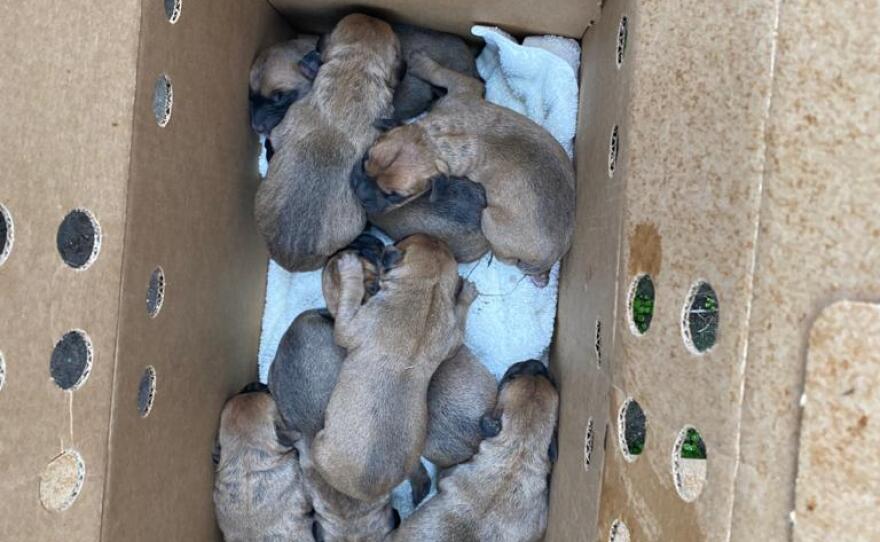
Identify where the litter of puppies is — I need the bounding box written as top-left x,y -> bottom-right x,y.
216,13 -> 569,541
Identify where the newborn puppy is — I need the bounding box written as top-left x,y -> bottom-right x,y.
213,384 -> 313,542
392,360 -> 559,542
256,14 -> 400,271
322,232 -> 386,317
356,168 -> 490,263
249,35 -> 321,136
353,53 -> 575,284
423,346 -> 497,468
391,23 -> 477,121
313,235 -> 477,501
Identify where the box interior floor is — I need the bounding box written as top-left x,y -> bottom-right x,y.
1,0 -> 878,541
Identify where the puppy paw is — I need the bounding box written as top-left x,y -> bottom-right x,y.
458,279 -> 478,305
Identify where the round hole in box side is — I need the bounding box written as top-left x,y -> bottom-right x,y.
0,202 -> 14,267
57,209 -> 101,270
164,0 -> 182,23
617,398 -> 646,462
138,366 -> 157,417
50,330 -> 93,391
0,351 -> 6,393
40,449 -> 86,512
616,16 -> 629,68
673,425 -> 708,502
594,319 -> 602,365
153,74 -> 174,127
683,281 -> 719,354
583,416 -> 594,472
146,266 -> 166,318
609,519 -> 631,542
608,125 -> 620,178
627,274 -> 655,335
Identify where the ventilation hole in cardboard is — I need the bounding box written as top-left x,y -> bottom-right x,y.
616,16 -> 628,68
0,351 -> 6,393
683,281 -> 719,354
583,417 -> 594,472
594,319 -> 602,365
617,398 -> 646,462
56,209 -> 101,270
164,0 -> 182,23
39,449 -> 86,512
0,202 -> 13,267
608,125 -> 619,178
628,274 -> 655,335
153,74 -> 173,127
50,330 -> 93,391
138,366 -> 157,417
146,266 -> 166,318
609,519 -> 631,542
673,426 -> 708,502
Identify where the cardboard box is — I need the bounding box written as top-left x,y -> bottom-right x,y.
1,0 -> 877,540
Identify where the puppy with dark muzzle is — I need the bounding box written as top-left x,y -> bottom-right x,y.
352,162 -> 491,263
255,14 -> 400,272
312,234 -> 477,502
352,52 -> 575,285
212,383 -> 314,542
249,35 -> 321,137
392,360 -> 559,542
390,23 -> 477,121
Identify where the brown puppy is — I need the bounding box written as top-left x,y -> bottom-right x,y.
391,23 -> 477,121
423,345 -> 497,468
360,173 -> 490,263
392,360 -> 559,542
256,14 -> 400,272
352,53 -> 575,283
213,384 -> 313,542
249,35 -> 321,136
312,235 -> 477,501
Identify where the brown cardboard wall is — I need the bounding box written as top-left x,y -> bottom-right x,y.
98,1 -> 291,540
731,1 -> 880,539
0,1 -> 141,539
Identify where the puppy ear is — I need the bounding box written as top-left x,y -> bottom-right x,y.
239,381 -> 269,394
479,413 -> 503,439
548,430 -> 559,464
374,118 -> 403,132
298,49 -> 321,80
382,247 -> 403,271
211,436 -> 221,466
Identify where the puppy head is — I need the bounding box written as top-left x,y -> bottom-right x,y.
351,125 -> 443,214
323,14 -> 401,85
382,234 -> 457,283
322,233 -> 386,316
479,360 -> 559,461
249,35 -> 321,135
216,385 -> 295,463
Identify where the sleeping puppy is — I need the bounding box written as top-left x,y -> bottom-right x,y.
423,345 -> 497,468
352,53 -> 575,285
312,235 -> 477,501
212,383 -> 314,542
391,23 -> 477,121
249,35 -> 321,136
255,14 -> 400,272
392,360 -> 559,542
354,168 -> 491,263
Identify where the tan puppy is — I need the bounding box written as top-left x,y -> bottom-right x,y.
256,14 -> 400,272
312,235 -> 477,501
352,53 -> 575,284
249,35 -> 321,136
423,346 -> 497,468
392,360 -> 559,542
363,174 -> 490,263
213,384 -> 313,542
